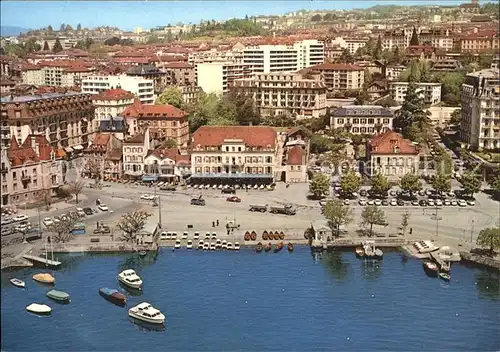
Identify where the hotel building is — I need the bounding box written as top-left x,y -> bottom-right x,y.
330,105 -> 394,134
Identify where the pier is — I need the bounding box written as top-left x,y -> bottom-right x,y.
23,254 -> 62,268
311,237 -> 407,250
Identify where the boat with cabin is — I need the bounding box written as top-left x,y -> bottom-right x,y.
256,242 -> 263,252
234,242 -> 240,251
264,242 -> 272,252
118,269 -> 143,289
423,261 -> 439,277
128,302 -> 165,324
186,240 -> 193,249
355,247 -> 365,258
287,243 -> 294,252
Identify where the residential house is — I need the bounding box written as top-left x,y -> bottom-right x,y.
92,88 -> 135,131
83,133 -> 123,180
122,129 -> 150,179
143,147 -> 191,182
305,63 -> 365,91
99,116 -> 128,141
330,105 -> 394,135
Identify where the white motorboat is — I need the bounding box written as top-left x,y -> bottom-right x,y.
186,240 -> 193,249
118,269 -> 143,289
26,303 -> 51,315
194,232 -> 200,240
197,241 -> 204,250
174,239 -> 181,249
216,239 -> 222,249
222,240 -> 227,249
227,242 -> 233,250
10,278 -> 25,288
203,242 -> 209,250
234,242 -> 240,250
128,302 -> 165,324
210,242 -> 216,251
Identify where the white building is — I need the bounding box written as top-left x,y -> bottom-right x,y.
91,88 -> 135,130
330,105 -> 394,134
293,40 -> 325,69
81,75 -> 155,104
331,37 -> 367,55
460,68 -> 500,150
196,62 -> 251,95
389,82 -> 442,106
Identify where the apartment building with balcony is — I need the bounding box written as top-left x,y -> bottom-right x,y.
81,75 -> 155,104
4,135 -> 65,206
460,31 -> 499,53
330,37 -> 368,55
122,129 -> 150,179
121,99 -> 189,147
389,82 -> 442,106
22,63 -> 95,87
382,28 -> 412,50
330,105 -> 394,135
162,62 -> 196,86
196,61 -> 252,95
0,92 -> 95,151
306,63 -> 365,91
126,64 -> 170,95
460,68 -> 500,150
92,88 -> 135,130
190,126 -> 278,185
367,130 -> 420,180
418,28 -> 454,51
232,72 -> 327,119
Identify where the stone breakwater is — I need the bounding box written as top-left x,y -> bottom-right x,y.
460,251 -> 500,270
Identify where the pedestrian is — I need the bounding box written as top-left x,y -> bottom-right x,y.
216,219 -> 219,226
410,228 -> 413,235
212,221 -> 215,227
96,221 -> 99,228
227,229 -> 230,236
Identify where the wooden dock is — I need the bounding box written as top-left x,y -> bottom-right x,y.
23,255 -> 62,268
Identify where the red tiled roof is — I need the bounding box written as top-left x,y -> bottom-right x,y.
8,134 -> 55,166
122,100 -> 187,120
163,62 -> 193,69
123,132 -> 145,144
287,146 -> 305,165
146,147 -> 179,161
192,126 -> 277,148
93,88 -> 135,101
308,63 -> 363,71
368,131 -> 419,155
21,135 -> 53,161
87,133 -> 111,152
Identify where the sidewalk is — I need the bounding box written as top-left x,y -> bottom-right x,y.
23,194 -> 89,218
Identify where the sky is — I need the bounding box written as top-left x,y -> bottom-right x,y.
1,0 -> 464,30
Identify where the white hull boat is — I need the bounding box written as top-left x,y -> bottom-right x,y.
10,278 -> 25,288
197,241 -> 204,250
234,242 -> 240,251
186,240 -> 193,249
174,240 -> 181,249
118,269 -> 143,289
227,242 -> 233,250
210,243 -> 216,251
26,303 -> 51,315
128,302 -> 165,324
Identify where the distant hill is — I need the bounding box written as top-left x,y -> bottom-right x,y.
0,26 -> 30,37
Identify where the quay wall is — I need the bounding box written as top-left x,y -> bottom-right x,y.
460,251 -> 500,271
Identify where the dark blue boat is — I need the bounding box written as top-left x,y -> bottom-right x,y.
99,287 -> 126,306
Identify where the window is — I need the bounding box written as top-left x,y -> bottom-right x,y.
368,118 -> 374,124
12,172 -> 16,180
337,118 -> 344,124
232,147 -> 235,152
383,119 -> 390,124
238,147 -> 241,152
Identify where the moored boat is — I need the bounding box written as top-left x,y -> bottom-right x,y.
423,261 -> 439,277
355,247 -> 365,258
118,269 -> 143,289
287,242 -> 294,252
99,287 -> 126,306
274,241 -> 284,253
226,242 -> 233,250
26,303 -> 51,315
264,242 -> 272,252
439,272 -> 451,282
10,278 -> 25,288
128,302 -> 165,324
46,289 -> 70,302
256,242 -> 263,252
138,251 -> 147,256
222,240 -> 227,249
32,273 -> 55,284
374,248 -> 384,260
234,242 -> 240,251
186,240 -> 193,249
197,240 -> 204,250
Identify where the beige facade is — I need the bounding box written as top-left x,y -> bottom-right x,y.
122,129 -> 150,177
390,82 -> 442,106
196,61 -> 252,95
307,63 -> 365,91
92,88 -> 135,131
330,105 -> 394,135
232,72 -> 327,119
22,66 -> 94,87
460,68 -> 500,150
81,75 -> 155,105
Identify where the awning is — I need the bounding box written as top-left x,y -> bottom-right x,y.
142,175 -> 159,182
73,145 -> 84,151
64,147 -> 74,153
190,173 -> 273,179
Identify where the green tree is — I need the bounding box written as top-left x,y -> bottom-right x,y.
340,171 -> 361,196
401,210 -> 411,236
156,87 -> 184,108
476,227 -> 500,256
47,25 -> 53,32
43,40 -> 49,51
309,173 -> 330,199
186,92 -> 232,132
459,172 -> 481,198
338,49 -> 354,64
439,72 -> 466,106
449,109 -> 461,126
224,91 -> 261,126
409,26 -> 419,46
394,81 -> 431,140
392,46 -> 402,64
323,199 -> 353,237
310,134 -> 332,154
360,205 -> 387,237
364,37 -> 376,57
373,35 -> 383,60
52,38 -> 63,53
59,23 -> 66,32
163,139 -> 178,149
489,171 -> 500,197
432,172 -> 451,195
311,14 -> 322,21
370,172 -> 391,196
399,173 -> 422,195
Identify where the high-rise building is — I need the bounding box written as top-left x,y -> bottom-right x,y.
196,62 -> 252,95
81,75 -> 155,104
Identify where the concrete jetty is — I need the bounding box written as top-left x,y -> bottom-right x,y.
23,254 -> 62,268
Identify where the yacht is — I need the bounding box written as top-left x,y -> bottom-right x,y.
210,242 -> 216,251
222,240 -> 227,249
174,239 -> 181,249
197,240 -> 204,250
216,239 -> 222,249
128,302 -> 165,324
118,269 -> 143,289
226,242 -> 233,250
234,242 -> 240,251
186,240 -> 193,249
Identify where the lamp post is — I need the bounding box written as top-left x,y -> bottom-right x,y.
470,218 -> 475,250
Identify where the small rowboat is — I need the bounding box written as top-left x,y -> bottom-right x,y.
264,242 -> 272,252
439,272 -> 451,282
355,247 -> 365,258
274,242 -> 284,253
287,243 -> 294,252
26,303 -> 51,315
256,242 -> 263,253
46,289 -> 70,302
99,287 -> 127,306
32,273 -> 55,284
10,278 -> 25,288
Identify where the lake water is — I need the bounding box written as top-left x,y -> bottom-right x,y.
1,247 -> 499,351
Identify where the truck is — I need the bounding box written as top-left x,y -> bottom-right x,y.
249,204 -> 268,213
190,196 -> 206,206
269,205 -> 297,216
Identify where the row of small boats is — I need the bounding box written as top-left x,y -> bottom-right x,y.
255,242 -> 293,253
173,239 -> 241,251
423,261 -> 451,282
355,241 -> 384,260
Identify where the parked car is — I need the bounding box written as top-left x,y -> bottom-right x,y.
42,217 -> 54,227
140,194 -> 156,200
390,199 -> 398,206
435,199 -> 443,206
411,200 -> 420,206
15,222 -> 31,232
226,196 -> 241,203
343,199 -> 350,206
221,187 -> 236,194
358,199 -> 367,206
374,199 -> 382,206
1,217 -> 13,225
190,197 -> 206,206
76,208 -> 86,217
467,200 -> 476,206
397,199 -> 405,206
1,227 -> 13,236
13,214 -> 28,222
98,204 -> 109,211
359,190 -> 368,197
419,199 -> 427,207
83,207 -> 93,216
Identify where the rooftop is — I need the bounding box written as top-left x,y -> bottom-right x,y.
93,88 -> 135,101
368,131 -> 419,155
0,92 -> 87,103
192,126 -> 277,148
